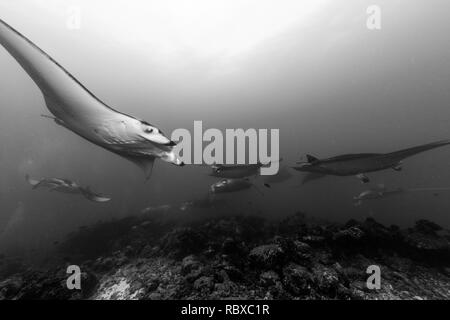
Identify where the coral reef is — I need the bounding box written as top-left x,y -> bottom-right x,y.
1,212 -> 449,300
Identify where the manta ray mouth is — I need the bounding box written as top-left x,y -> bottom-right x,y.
164,141 -> 177,147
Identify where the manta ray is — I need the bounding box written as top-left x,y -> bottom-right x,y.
0,19 -> 183,179
353,184 -> 450,206
292,140 -> 450,183
210,178 -> 254,194
26,175 -> 111,202
209,159 -> 282,180
353,185 -> 404,206
209,163 -> 266,179
209,178 -> 270,195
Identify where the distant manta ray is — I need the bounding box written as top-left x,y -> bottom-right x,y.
209,178 -> 269,196
26,175 -> 111,203
353,185 -> 404,206
0,19 -> 184,179
210,178 -> 254,194
353,184 -> 450,206
209,163 -> 265,179
292,140 -> 450,183
208,159 -> 282,182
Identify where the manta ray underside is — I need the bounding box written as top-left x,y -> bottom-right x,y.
0,19 -> 183,180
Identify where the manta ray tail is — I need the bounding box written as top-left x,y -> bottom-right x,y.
385,140 -> 450,161
0,18 -> 97,114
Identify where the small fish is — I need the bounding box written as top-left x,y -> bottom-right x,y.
292,140 -> 450,183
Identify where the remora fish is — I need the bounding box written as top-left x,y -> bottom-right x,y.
26,175 -> 111,202
0,19 -> 183,179
292,140 -> 450,183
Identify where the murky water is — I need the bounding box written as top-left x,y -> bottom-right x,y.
1,0 -> 450,260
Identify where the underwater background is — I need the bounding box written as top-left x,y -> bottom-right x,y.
1,0 -> 450,265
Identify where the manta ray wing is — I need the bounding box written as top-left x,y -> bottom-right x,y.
380,140 -> 450,163
0,19 -> 116,119
0,19 -> 181,178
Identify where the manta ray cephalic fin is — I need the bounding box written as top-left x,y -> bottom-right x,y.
124,156 -> 155,180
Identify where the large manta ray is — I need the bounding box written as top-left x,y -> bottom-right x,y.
292,140 -> 450,183
0,19 -> 183,179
